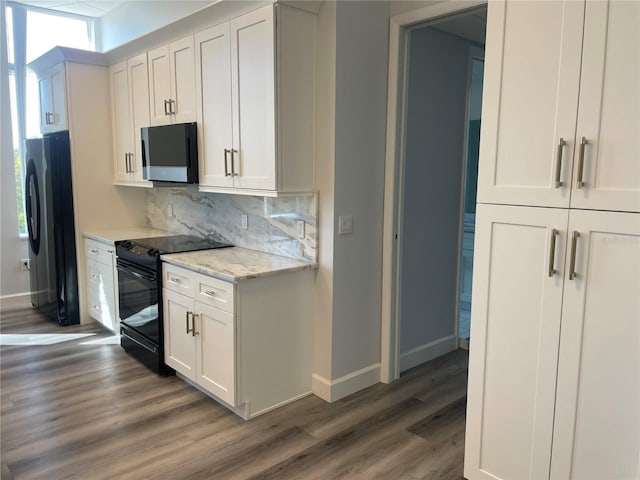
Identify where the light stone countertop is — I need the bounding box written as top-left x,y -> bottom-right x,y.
161,247 -> 317,283
83,227 -> 172,244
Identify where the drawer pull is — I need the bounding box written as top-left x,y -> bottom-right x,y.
92,274 -> 98,279
93,305 -> 100,311
90,249 -> 98,254
203,290 -> 217,297
107,249 -> 114,254
169,277 -> 181,284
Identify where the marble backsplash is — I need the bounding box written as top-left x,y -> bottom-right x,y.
146,187 -> 318,263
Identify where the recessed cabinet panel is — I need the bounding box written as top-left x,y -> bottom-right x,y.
230,7 -> 276,191
465,204 -> 567,480
163,288 -> 196,381
196,302 -> 236,406
110,61 -> 131,182
170,36 -> 197,124
148,45 -> 172,127
551,210 -> 640,479
477,0 -> 584,208
195,23 -> 234,188
128,53 -> 151,183
570,1 -> 640,212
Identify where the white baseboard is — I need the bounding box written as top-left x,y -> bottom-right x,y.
312,362 -> 381,402
0,293 -> 31,313
399,335 -> 457,372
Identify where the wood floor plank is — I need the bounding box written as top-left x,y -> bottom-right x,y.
1,308 -> 469,480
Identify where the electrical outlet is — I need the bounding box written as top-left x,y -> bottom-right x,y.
20,259 -> 30,271
167,203 -> 174,218
241,214 -> 248,230
296,220 -> 305,239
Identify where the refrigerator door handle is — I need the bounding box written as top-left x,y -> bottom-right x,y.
25,159 -> 41,255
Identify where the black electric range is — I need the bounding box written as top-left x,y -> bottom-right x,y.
115,235 -> 231,375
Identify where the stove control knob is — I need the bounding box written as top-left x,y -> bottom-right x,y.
120,240 -> 132,250
147,248 -> 160,257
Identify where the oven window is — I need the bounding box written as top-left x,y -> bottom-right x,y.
118,268 -> 160,344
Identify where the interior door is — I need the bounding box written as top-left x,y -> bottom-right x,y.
569,0 -> 640,213
464,203 -> 568,480
551,209 -> 640,479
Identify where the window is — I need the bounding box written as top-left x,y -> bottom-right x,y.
4,2 -> 94,237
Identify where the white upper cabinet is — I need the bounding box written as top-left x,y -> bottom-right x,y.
148,35 -> 196,126
38,63 -> 68,134
195,23 -> 234,189
109,53 -> 152,187
478,0 -> 639,213
196,4 -> 315,196
570,1 -> 640,212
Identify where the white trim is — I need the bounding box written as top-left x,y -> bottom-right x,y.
0,293 -> 31,312
381,0 -> 488,384
399,335 -> 458,372
312,363 -> 381,402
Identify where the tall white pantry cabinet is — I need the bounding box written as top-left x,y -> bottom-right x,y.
464,2 -> 639,480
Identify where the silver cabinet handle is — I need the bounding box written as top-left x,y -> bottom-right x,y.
125,153 -> 132,173
224,149 -> 231,177
90,248 -> 98,254
231,149 -> 238,176
192,313 -> 199,336
169,277 -> 181,284
203,290 -> 216,297
548,228 -> 559,277
91,274 -> 98,279
129,153 -> 135,173
164,99 -> 170,116
169,99 -> 175,115
554,138 -> 565,188
186,311 -> 193,334
576,137 -> 588,189
107,249 -> 114,254
45,112 -> 53,125
569,231 -> 579,280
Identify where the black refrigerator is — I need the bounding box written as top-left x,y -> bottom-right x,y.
25,131 -> 79,325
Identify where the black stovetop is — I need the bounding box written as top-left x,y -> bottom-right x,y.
124,235 -> 231,254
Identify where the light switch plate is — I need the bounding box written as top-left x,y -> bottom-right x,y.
241,214 -> 248,230
338,215 -> 353,235
167,203 -> 174,218
296,220 -> 305,238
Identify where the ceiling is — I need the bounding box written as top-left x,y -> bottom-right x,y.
431,7 -> 487,45
11,0 -> 123,17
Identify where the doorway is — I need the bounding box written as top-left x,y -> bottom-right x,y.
380,2 -> 487,382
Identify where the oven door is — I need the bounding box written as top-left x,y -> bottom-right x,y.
116,258 -> 160,344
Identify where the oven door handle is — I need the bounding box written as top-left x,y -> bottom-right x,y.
117,264 -> 157,282
121,331 -> 157,353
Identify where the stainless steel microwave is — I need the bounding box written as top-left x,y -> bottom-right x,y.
141,122 -> 198,184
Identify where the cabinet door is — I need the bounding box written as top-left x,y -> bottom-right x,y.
110,61 -> 131,183
230,5 -> 276,191
163,288 -> 196,381
464,204 -> 568,480
169,36 -> 196,124
570,1 -> 640,213
477,1 -> 584,208
551,210 -> 640,479
148,45 -> 172,126
195,24 -> 234,189
196,301 -> 236,406
127,53 -> 152,184
39,64 -> 67,134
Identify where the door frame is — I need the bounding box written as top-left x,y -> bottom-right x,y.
380,0 -> 487,384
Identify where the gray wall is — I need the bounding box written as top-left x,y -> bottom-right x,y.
399,27 -> 474,357
329,0 -> 390,379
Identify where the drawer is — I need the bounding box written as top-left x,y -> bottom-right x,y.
194,272 -> 234,314
85,238 -> 115,266
88,287 -> 117,332
163,263 -> 195,297
87,259 -> 115,299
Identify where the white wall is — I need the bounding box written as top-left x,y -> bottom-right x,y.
96,0 -> 213,52
0,2 -> 30,309
399,27 -> 474,369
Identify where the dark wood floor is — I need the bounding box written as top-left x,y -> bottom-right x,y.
0,307 -> 468,480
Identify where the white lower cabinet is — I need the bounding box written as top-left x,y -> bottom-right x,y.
162,262 -> 313,419
465,204 -> 640,480
84,237 -> 118,332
